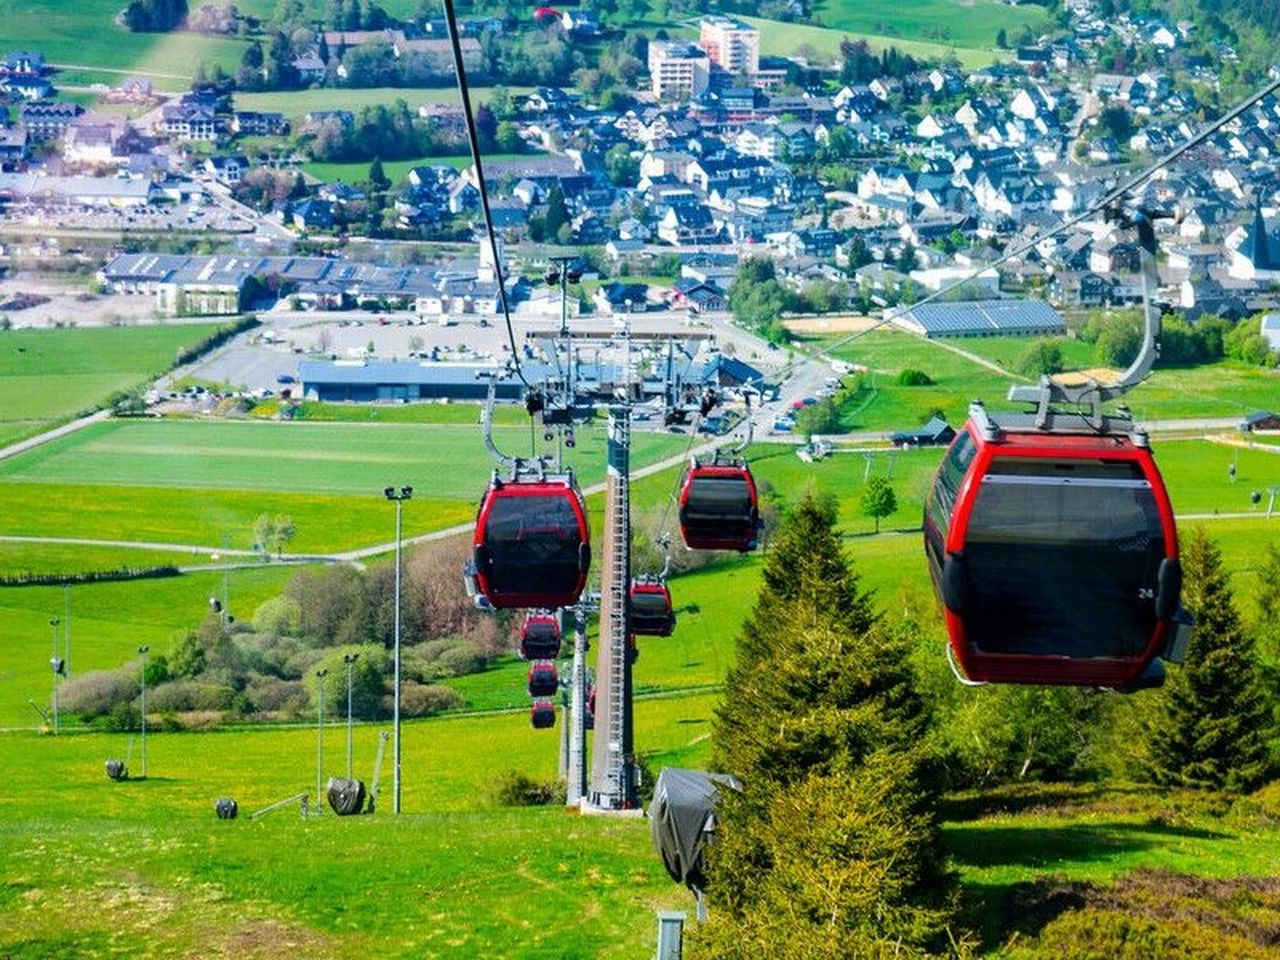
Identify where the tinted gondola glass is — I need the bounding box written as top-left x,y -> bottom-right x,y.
530,700 -> 555,729
473,480 -> 590,609
519,613 -> 562,660
630,582 -> 676,637
679,464 -> 759,551
527,660 -> 559,698
926,422 -> 1180,688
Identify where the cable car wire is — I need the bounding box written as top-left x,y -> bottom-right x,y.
442,0 -> 531,390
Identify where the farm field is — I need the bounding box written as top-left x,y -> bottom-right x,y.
0,324 -> 226,443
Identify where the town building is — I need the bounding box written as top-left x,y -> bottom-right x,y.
648,42 -> 710,101
698,16 -> 760,79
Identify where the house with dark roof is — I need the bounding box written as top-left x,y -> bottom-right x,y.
593,282 -> 651,314
890,416 -> 956,447
1228,197 -> 1280,281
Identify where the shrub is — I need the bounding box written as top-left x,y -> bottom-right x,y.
252,595 -> 302,636
399,682 -> 464,717
489,770 -> 566,807
435,641 -> 486,678
60,667 -> 140,720
146,680 -> 238,713
244,675 -> 309,715
896,368 -> 934,385
1016,339 -> 1065,376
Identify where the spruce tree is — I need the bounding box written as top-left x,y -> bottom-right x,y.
699,496 -> 954,957
1139,529 -> 1274,792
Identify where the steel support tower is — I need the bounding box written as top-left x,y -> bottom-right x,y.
588,404 -> 636,809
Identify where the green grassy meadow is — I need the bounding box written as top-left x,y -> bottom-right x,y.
824,329 -> 1280,430
744,15 -> 1003,69
0,0 -> 250,78
0,324 -> 225,443
809,0 -> 1048,50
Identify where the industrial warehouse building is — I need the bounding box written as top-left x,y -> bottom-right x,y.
895,299 -> 1066,338
297,354 -> 765,403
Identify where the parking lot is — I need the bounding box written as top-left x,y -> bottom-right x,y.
0,200 -> 254,235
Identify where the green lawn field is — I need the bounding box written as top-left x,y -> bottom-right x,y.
0,324 -> 225,442
0,419 -> 689,497
808,0 -> 1049,50
0,541 -> 219,578
825,329 -> 1280,429
0,0 -> 250,79
743,15 -> 1006,69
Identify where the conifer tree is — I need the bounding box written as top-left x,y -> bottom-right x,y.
699,496 -> 955,957
1139,529 -> 1274,792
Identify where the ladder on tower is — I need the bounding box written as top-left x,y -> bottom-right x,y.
602,407 -> 631,804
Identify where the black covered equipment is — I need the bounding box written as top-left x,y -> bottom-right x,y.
215,797 -> 238,820
649,768 -> 742,892
327,777 -> 367,815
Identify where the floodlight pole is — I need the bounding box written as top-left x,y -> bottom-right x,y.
343,652 -> 359,779
138,645 -> 149,778
49,617 -> 60,735
63,583 -> 71,679
384,485 -> 414,815
315,668 -> 328,809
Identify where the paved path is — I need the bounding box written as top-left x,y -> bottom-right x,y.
1206,435 -> 1280,455
0,409 -> 109,462
0,534 -> 257,555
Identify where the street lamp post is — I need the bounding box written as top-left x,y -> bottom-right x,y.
49,617 -> 62,735
138,646 -> 149,778
343,652 -> 359,779
383,485 -> 413,815
315,668 -> 328,809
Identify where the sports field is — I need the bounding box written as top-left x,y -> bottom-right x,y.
0,324 -> 226,444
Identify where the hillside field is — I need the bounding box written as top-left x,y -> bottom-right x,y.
2,700 -> 1278,958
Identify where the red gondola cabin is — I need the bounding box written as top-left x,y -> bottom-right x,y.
530,700 -> 555,729
519,613 -> 562,660
527,660 -> 559,698
473,476 -> 590,609
630,581 -> 676,637
924,413 -> 1182,689
678,461 -> 760,552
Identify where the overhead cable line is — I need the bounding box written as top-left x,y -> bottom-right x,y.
442,0 -> 531,390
